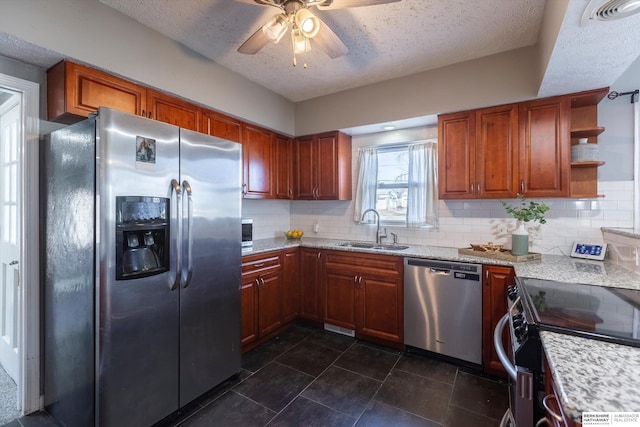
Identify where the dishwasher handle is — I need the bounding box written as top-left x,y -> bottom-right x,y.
428,267 -> 451,275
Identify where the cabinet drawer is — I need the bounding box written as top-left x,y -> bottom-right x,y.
325,250 -> 402,278
242,252 -> 281,274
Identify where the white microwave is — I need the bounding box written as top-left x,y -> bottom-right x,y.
241,218 -> 253,247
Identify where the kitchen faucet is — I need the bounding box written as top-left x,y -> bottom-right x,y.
361,208 -> 387,244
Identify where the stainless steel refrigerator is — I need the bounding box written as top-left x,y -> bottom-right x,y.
43,108 -> 242,427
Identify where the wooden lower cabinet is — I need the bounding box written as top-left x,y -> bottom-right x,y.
544,355 -> 581,427
281,248 -> 299,323
298,248 -> 324,325
241,251 -> 283,351
323,250 -> 403,346
482,265 -> 516,378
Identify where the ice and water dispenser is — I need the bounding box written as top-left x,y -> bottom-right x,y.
115,196 -> 169,280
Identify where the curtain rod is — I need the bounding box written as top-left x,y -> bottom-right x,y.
360,139 -> 437,151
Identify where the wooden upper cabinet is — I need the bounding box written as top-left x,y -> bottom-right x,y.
47,60 -> 146,124
146,89 -> 201,132
242,124 -> 274,199
201,109 -> 242,143
518,96 -> 570,198
476,104 -> 519,198
295,131 -> 352,200
274,134 -> 294,199
438,105 -> 518,199
47,60 -> 201,132
438,110 -> 475,199
295,135 -> 316,199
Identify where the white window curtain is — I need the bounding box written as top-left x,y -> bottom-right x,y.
407,142 -> 438,228
353,147 -> 378,222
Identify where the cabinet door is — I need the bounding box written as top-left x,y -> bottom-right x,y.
257,270 -> 283,337
519,96 -> 570,197
482,265 -> 515,378
47,60 -> 146,124
274,134 -> 293,199
438,110 -> 476,199
315,133 -> 339,200
201,109 -> 242,142
242,125 -> 274,199
324,268 -> 357,330
295,135 -> 316,199
281,249 -> 299,323
316,132 -> 351,200
146,89 -> 201,132
298,248 -> 323,324
476,104 -> 519,198
240,273 -> 258,348
357,274 -> 403,344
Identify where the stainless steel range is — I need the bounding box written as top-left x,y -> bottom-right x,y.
495,276 -> 640,427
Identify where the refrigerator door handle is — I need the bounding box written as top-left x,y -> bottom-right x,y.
170,178 -> 182,291
181,180 -> 194,288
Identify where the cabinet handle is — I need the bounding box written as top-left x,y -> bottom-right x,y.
520,180 -> 525,194
254,263 -> 265,268
288,188 -> 293,199
242,184 -> 247,195
317,252 -> 321,260
141,109 -> 145,117
476,183 -> 480,194
542,395 -> 564,424
260,277 -> 265,287
148,110 -> 153,118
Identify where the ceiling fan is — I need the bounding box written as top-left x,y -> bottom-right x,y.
236,0 -> 401,67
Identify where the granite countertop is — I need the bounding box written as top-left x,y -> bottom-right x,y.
541,331 -> 640,424
244,237 -> 640,421
244,237 -> 640,290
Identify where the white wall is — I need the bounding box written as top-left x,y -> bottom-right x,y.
295,46 -> 541,136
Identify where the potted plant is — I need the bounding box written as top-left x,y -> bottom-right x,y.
501,194 -> 549,255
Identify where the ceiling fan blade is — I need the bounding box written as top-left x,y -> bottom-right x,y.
234,0 -> 280,6
313,19 -> 348,59
238,26 -> 271,55
316,0 -> 401,10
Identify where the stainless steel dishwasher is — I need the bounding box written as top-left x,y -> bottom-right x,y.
404,258 -> 483,365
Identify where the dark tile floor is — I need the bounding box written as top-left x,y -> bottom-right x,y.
3,324 -> 511,427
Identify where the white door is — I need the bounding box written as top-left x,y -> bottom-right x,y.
0,91 -> 20,383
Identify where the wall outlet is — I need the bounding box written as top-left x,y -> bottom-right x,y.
314,222 -> 320,233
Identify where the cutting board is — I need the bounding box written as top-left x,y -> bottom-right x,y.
458,248 -> 542,262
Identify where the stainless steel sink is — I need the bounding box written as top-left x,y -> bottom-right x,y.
336,242 -> 409,251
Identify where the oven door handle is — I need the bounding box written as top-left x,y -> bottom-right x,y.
494,313 -> 517,381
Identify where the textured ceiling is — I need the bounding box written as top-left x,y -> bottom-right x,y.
98,0 -> 546,102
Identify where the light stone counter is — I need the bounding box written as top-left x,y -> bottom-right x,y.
243,237 -> 640,423
540,331 -> 640,424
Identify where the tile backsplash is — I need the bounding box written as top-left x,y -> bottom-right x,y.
243,181 -> 634,256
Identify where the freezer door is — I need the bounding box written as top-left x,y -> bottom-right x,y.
96,108 -> 181,427
178,128 -> 242,406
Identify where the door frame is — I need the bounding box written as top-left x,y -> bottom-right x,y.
0,73 -> 41,415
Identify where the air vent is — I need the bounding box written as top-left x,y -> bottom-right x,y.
582,0 -> 640,24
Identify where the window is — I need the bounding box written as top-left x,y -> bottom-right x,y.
354,141 -> 438,227
376,147 -> 408,222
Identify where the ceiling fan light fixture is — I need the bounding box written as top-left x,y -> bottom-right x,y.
291,28 -> 310,54
295,9 -> 320,38
262,13 -> 289,43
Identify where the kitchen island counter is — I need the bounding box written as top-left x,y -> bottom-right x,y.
541,331 -> 640,424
